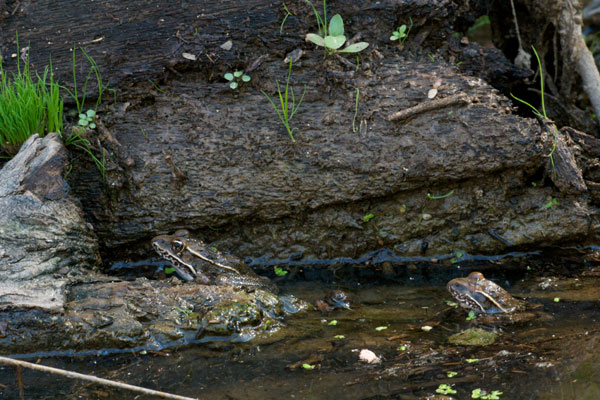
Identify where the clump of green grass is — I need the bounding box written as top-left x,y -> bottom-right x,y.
261,60 -> 306,142
0,37 -> 63,154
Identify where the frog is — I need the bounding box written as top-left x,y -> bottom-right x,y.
315,290 -> 352,313
447,271 -> 524,314
152,229 -> 274,291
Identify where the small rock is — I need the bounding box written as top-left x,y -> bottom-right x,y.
182,52 -> 196,61
359,348 -> 381,364
220,40 -> 233,50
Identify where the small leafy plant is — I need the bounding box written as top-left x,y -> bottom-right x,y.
390,18 -> 412,46
77,109 -> 97,129
510,45 -> 557,176
472,388 -> 503,399
260,60 -> 306,142
306,14 -> 369,55
224,71 -> 251,89
436,384 -> 457,395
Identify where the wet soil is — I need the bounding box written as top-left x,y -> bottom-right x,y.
1,255 -> 599,400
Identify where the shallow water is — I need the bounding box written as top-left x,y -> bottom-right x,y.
1,257 -> 600,400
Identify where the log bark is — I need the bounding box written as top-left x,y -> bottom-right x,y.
0,0 -> 598,263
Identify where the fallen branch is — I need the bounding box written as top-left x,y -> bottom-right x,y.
0,356 -> 199,400
387,93 -> 470,122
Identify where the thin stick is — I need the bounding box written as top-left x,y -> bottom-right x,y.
387,93 -> 469,122
0,356 -> 199,400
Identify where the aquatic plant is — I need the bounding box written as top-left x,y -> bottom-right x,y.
0,34 -> 63,154
472,388 -> 503,399
436,384 -> 457,395
306,13 -> 369,55
224,70 -> 250,89
260,60 -> 306,142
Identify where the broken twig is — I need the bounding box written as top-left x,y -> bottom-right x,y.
387,93 -> 470,122
0,356 -> 199,400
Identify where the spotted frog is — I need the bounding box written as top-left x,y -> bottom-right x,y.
447,271 -> 524,314
152,230 -> 274,291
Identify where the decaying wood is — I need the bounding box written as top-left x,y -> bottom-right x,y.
491,0 -> 600,128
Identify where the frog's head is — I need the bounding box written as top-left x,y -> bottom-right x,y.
152,229 -> 197,281
447,271 -> 509,313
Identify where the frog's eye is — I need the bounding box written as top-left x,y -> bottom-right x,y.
171,240 -> 185,253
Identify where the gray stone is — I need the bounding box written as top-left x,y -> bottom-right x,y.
0,133 -> 100,310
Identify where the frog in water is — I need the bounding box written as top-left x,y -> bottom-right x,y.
152,229 -> 274,291
447,271 -> 524,314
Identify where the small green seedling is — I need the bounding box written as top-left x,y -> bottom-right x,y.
328,320 -> 338,326
427,189 -> 454,199
472,388 -> 503,399
466,358 -> 479,363
224,71 -> 251,89
77,109 -> 97,129
165,267 -> 175,275
399,345 -> 407,351
302,363 -> 316,370
544,198 -> 558,209
553,297 -> 560,303
450,250 -> 464,264
306,14 -> 369,55
334,335 -> 345,339
375,326 -> 388,331
274,267 -> 288,276
446,300 -> 458,307
447,371 -> 458,378
466,310 -> 477,321
173,305 -> 192,318
362,213 -> 374,222
390,18 -> 412,45
436,384 -> 457,395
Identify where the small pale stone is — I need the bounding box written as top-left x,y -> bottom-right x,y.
182,52 -> 197,61
220,40 -> 233,50
422,213 -> 432,221
427,88 -> 438,99
359,349 -> 381,364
